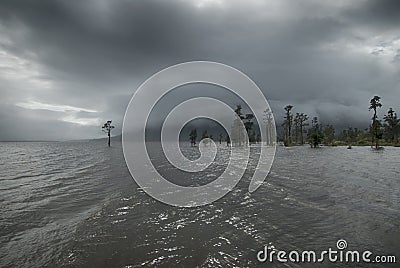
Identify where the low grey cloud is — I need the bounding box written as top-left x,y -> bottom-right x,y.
0,0 -> 399,140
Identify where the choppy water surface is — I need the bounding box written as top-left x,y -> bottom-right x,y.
1,141 -> 399,267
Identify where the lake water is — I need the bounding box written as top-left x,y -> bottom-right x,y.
1,141 -> 399,267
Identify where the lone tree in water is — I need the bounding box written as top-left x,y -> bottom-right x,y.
102,120 -> 115,147
369,96 -> 382,149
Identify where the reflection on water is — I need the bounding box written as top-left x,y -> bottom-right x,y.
0,141 -> 399,267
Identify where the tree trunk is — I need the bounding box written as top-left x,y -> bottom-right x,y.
372,109 -> 376,149
300,124 -> 303,145
108,131 -> 111,147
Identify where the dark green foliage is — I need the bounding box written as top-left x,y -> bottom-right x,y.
308,117 -> 324,148
383,108 -> 400,144
277,95 -> 398,148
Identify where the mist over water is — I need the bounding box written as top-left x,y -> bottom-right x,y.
1,141 -> 399,267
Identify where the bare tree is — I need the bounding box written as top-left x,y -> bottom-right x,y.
263,108 -> 274,146
102,120 -> 115,147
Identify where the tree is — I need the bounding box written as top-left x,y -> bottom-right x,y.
282,105 -> 293,146
308,116 -> 324,148
323,124 -> 335,146
226,134 -> 231,147
232,105 -> 246,147
298,113 -> 309,145
263,108 -> 274,146
256,133 -> 261,143
189,128 -> 197,147
219,133 -> 223,144
347,127 -> 355,145
201,130 -> 209,146
369,96 -> 383,149
102,120 -> 115,147
293,112 -> 309,145
244,113 -> 255,143
234,105 -> 245,120
383,108 -> 399,144
294,113 -> 301,144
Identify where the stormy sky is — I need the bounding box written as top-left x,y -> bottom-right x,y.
0,0 -> 399,141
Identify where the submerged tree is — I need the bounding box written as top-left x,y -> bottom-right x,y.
298,113 -> 309,145
189,128 -> 197,147
282,105 -> 293,146
308,116 -> 324,148
244,113 -> 255,144
233,105 -> 256,144
263,108 -> 275,146
231,105 -> 247,146
323,124 -> 335,146
102,120 -> 115,147
294,113 -> 301,144
369,96 -> 383,149
300,114 -> 309,145
226,134 -> 231,147
383,108 -> 399,144
293,112 -> 309,145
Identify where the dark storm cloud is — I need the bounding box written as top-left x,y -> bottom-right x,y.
345,0 -> 400,28
0,0 -> 399,140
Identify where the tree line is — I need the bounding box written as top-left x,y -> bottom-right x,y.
187,96 -> 399,149
281,96 -> 399,148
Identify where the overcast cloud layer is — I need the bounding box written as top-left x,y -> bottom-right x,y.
0,0 -> 399,141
